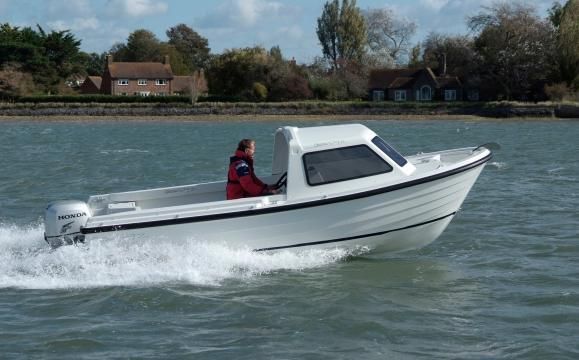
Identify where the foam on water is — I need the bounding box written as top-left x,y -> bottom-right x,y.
0,223 -> 351,290
99,149 -> 150,155
488,161 -> 508,170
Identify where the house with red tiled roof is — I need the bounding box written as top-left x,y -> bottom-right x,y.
368,67 -> 464,102
86,55 -> 207,97
79,76 -> 102,94
101,55 -> 174,96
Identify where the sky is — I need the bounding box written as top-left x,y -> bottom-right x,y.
0,0 -> 557,64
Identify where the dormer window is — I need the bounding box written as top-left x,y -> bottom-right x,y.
156,79 -> 167,86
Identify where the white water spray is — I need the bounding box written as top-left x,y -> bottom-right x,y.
0,222 -> 352,290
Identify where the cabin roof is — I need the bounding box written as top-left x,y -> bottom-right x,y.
283,124 -> 376,152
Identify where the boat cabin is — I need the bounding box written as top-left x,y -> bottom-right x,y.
272,124 -> 415,200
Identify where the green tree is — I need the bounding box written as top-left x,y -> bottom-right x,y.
408,44 -> 422,68
159,43 -> 190,75
468,2 -> 557,100
108,42 -> 130,61
206,46 -> 312,101
338,0 -> 367,64
317,0 -> 340,71
316,0 -> 366,71
0,24 -> 45,72
37,26 -> 83,78
550,0 -> 579,89
269,46 -> 283,63
166,24 -> 210,71
125,29 -> 162,62
206,47 -> 269,98
79,52 -> 107,76
0,23 -> 84,94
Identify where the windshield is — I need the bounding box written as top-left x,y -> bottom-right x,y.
371,136 -> 408,167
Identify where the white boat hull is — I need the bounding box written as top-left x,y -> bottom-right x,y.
79,162 -> 484,254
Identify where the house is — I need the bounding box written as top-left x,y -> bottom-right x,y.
101,55 -> 174,96
79,55 -> 208,96
368,67 -> 463,102
172,71 -> 208,96
79,76 -> 102,94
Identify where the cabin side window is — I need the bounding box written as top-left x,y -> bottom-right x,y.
303,145 -> 393,186
371,136 -> 408,167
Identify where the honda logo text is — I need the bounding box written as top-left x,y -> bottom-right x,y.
58,212 -> 87,220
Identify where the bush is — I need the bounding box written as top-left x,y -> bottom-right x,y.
252,82 -> 268,101
309,77 -> 347,101
0,64 -> 37,99
544,83 -> 569,101
197,95 -> 243,102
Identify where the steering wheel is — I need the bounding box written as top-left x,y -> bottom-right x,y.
273,172 -> 287,190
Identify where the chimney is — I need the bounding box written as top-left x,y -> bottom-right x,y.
441,53 -> 447,76
163,55 -> 170,64
106,54 -> 113,65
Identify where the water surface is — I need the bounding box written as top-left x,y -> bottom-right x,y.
0,119 -> 578,359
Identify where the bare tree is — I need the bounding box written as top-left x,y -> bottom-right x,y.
0,63 -> 36,98
468,2 -> 557,100
365,8 -> 417,67
188,70 -> 206,104
422,32 -> 476,79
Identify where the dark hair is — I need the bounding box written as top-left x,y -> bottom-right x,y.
237,139 -> 255,151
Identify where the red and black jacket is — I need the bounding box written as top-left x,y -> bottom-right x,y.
226,150 -> 268,200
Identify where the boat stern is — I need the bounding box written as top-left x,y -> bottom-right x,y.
44,200 -> 91,247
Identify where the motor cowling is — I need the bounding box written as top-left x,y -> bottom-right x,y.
44,200 -> 91,247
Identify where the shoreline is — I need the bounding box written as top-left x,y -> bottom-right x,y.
0,114 -> 573,122
0,101 -> 577,121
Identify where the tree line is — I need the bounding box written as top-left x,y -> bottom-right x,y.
1,0 -> 577,102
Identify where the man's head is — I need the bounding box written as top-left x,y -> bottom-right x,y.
237,139 -> 256,158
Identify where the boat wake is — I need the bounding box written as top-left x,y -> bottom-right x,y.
0,222 -> 353,290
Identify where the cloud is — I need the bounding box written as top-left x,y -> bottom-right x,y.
46,0 -> 92,17
198,0 -> 286,29
419,0 -> 449,11
236,0 -> 283,26
106,0 -> 168,17
47,17 -> 100,32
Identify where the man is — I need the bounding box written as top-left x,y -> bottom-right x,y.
226,139 -> 278,200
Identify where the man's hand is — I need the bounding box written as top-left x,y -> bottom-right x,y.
266,185 -> 279,195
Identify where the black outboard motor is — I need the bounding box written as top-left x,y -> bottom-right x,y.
44,200 -> 90,247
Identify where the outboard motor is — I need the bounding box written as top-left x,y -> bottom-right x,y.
44,200 -> 90,247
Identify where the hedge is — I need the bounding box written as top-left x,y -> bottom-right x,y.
16,95 -> 191,103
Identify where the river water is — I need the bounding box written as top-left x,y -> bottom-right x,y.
0,118 -> 577,359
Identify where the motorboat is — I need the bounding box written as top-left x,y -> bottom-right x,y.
44,124 -> 492,254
